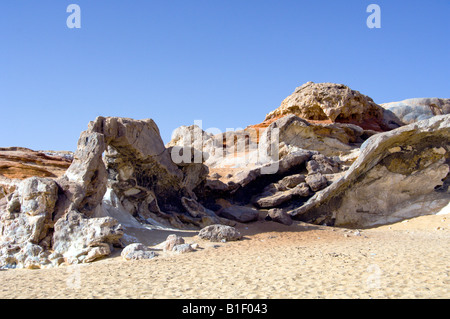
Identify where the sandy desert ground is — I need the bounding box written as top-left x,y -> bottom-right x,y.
0,213 -> 448,299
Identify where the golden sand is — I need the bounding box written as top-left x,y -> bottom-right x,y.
0,214 -> 448,299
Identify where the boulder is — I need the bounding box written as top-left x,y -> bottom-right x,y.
52,210 -> 123,264
163,234 -> 185,252
90,117 -> 218,229
84,243 -> 111,263
267,208 -> 293,226
172,243 -> 195,254
306,154 -> 340,175
254,182 -> 312,209
277,174 -> 306,189
305,174 -> 328,192
121,243 -> 158,260
290,183 -> 313,197
255,191 -> 293,208
219,206 -> 259,223
290,115 -> 450,228
198,224 -> 242,242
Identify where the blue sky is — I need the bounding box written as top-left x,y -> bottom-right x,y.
0,0 -> 449,151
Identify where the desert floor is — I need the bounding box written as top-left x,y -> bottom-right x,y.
0,213 -> 449,299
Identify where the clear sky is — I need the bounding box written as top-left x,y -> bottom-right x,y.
0,0 -> 449,151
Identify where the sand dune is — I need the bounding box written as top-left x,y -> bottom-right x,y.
0,214 -> 448,299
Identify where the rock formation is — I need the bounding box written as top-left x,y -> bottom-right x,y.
60,116 -> 219,230
381,98 -> 450,124
0,177 -> 60,268
1,81 -> 449,269
168,124 -> 262,170
0,147 -> 72,180
0,116 -> 221,268
56,131 -> 108,218
166,84 -> 449,230
52,210 -> 123,263
258,114 -> 369,158
168,82 -> 403,179
264,82 -> 404,131
288,115 -> 450,228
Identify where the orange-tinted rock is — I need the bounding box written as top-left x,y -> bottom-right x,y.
263,82 -> 403,132
0,147 -> 72,180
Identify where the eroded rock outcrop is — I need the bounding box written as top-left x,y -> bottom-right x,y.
258,114 -> 368,158
382,98 -> 450,124
0,175 -> 125,268
166,124 -> 214,164
52,210 -> 123,263
200,149 -> 314,202
57,131 -> 108,218
0,116 -> 220,268
90,117 -> 215,230
168,124 -> 263,170
2,85 -> 448,268
0,147 -> 72,180
57,117 -> 218,231
0,177 -> 59,268
264,82 -> 404,131
289,115 -> 450,228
